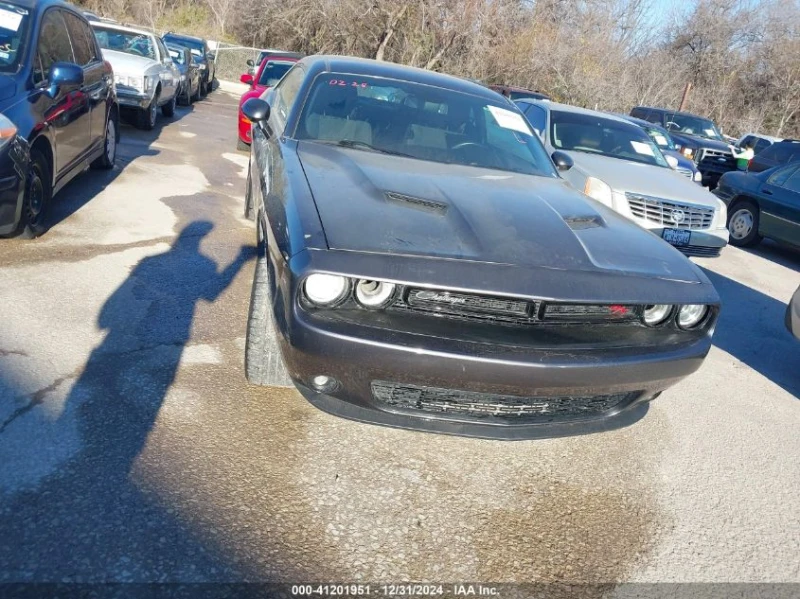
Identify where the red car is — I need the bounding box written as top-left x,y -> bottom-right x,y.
237,55 -> 301,149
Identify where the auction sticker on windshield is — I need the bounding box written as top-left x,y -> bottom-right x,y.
0,7 -> 23,31
631,140 -> 655,156
487,105 -> 531,134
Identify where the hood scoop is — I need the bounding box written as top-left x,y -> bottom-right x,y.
563,215 -> 604,230
385,191 -> 448,215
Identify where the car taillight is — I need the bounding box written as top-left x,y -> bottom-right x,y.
747,158 -> 753,171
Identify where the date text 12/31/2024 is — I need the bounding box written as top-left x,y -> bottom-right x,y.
291,584 -> 500,596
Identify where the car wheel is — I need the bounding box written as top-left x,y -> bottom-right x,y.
244,212 -> 292,387
727,200 -> 762,247
136,94 -> 159,130
18,149 -> 52,239
91,114 -> 117,170
162,93 -> 176,117
237,138 -> 250,152
199,78 -> 207,99
184,84 -> 192,106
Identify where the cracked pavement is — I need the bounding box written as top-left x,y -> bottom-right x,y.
0,88 -> 798,587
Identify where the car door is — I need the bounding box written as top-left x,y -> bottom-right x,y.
759,165 -> 800,245
32,8 -> 88,178
62,11 -> 109,154
155,37 -> 177,101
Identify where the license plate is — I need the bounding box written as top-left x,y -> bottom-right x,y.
662,228 -> 691,247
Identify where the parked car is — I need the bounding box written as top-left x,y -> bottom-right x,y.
619,115 -> 702,183
91,22 -> 179,130
630,106 -> 736,189
787,285 -> 800,341
489,84 -> 550,101
517,99 -> 728,257
735,133 -> 782,156
240,55 -> 721,439
166,43 -> 200,105
162,33 -> 215,96
237,56 -> 299,149
746,139 -> 800,174
246,49 -> 303,74
0,0 -> 118,238
713,163 -> 800,248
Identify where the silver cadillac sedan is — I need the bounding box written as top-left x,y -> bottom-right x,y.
516,100 -> 729,257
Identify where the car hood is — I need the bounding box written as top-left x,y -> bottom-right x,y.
668,132 -> 731,151
102,49 -> 159,73
296,141 -> 703,283
566,152 -> 718,206
0,75 -> 16,104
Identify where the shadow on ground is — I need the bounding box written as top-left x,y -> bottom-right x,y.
0,221 -> 255,581
705,268 -> 800,399
742,239 -> 800,274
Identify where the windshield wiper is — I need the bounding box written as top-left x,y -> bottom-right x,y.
329,139 -> 416,159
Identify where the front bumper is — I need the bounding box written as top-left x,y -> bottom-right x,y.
116,88 -> 154,110
276,293 -> 714,440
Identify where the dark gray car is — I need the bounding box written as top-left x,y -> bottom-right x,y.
240,56 -> 721,440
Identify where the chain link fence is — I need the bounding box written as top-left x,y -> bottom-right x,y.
213,42 -> 262,82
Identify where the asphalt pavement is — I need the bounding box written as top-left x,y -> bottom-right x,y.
0,87 -> 798,589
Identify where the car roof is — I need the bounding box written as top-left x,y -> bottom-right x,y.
163,32 -> 205,42
298,55 -> 502,102
90,21 -> 155,36
740,132 -> 782,142
633,105 -> 714,120
523,100 -> 637,126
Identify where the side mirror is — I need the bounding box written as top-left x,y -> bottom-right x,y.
665,155 -> 679,169
242,98 -> 270,124
47,62 -> 84,98
551,150 -> 573,172
240,73 -> 254,86
246,58 -> 254,67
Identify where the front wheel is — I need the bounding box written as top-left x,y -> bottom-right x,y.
91,114 -> 117,170
727,201 -> 762,247
18,149 -> 52,239
136,94 -> 159,130
162,93 -> 176,117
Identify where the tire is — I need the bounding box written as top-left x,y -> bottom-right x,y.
727,200 -> 762,247
91,113 -> 118,170
136,93 -> 159,130
199,77 -> 207,99
237,137 -> 250,152
184,84 -> 192,106
18,149 -> 52,239
162,93 -> 176,117
244,213 -> 293,387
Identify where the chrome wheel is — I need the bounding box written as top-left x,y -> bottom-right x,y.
729,208 -> 754,240
105,119 -> 116,163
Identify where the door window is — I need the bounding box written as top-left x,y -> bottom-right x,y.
273,65 -> 304,130
155,37 -> 169,62
33,9 -> 75,84
782,170 -> 800,194
767,164 -> 798,187
630,107 -> 648,120
522,103 -> 547,136
753,138 -> 771,154
63,12 -> 98,66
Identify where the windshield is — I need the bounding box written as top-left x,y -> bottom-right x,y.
164,35 -> 203,54
294,74 -> 558,178
93,26 -> 155,60
258,61 -> 293,87
642,125 -> 675,151
0,2 -> 30,72
664,113 -> 723,141
551,111 -> 669,167
167,47 -> 185,65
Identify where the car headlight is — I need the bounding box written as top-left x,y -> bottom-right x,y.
583,177 -> 613,207
198,63 -> 207,71
0,113 -> 18,150
115,75 -> 145,92
682,147 -> 694,159
693,170 -> 702,182
677,304 -> 708,329
303,274 -> 349,306
355,279 -> 396,308
643,304 -> 672,326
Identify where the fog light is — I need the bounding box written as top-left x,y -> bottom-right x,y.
304,274 -> 349,306
311,375 -> 339,393
643,304 -> 672,326
355,279 -> 396,308
677,304 -> 708,329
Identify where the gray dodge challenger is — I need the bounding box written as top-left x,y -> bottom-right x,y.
241,56 -> 721,440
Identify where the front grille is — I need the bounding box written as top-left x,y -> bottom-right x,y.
678,245 -> 722,258
697,148 -> 735,169
371,381 -> 638,421
625,192 -> 714,229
